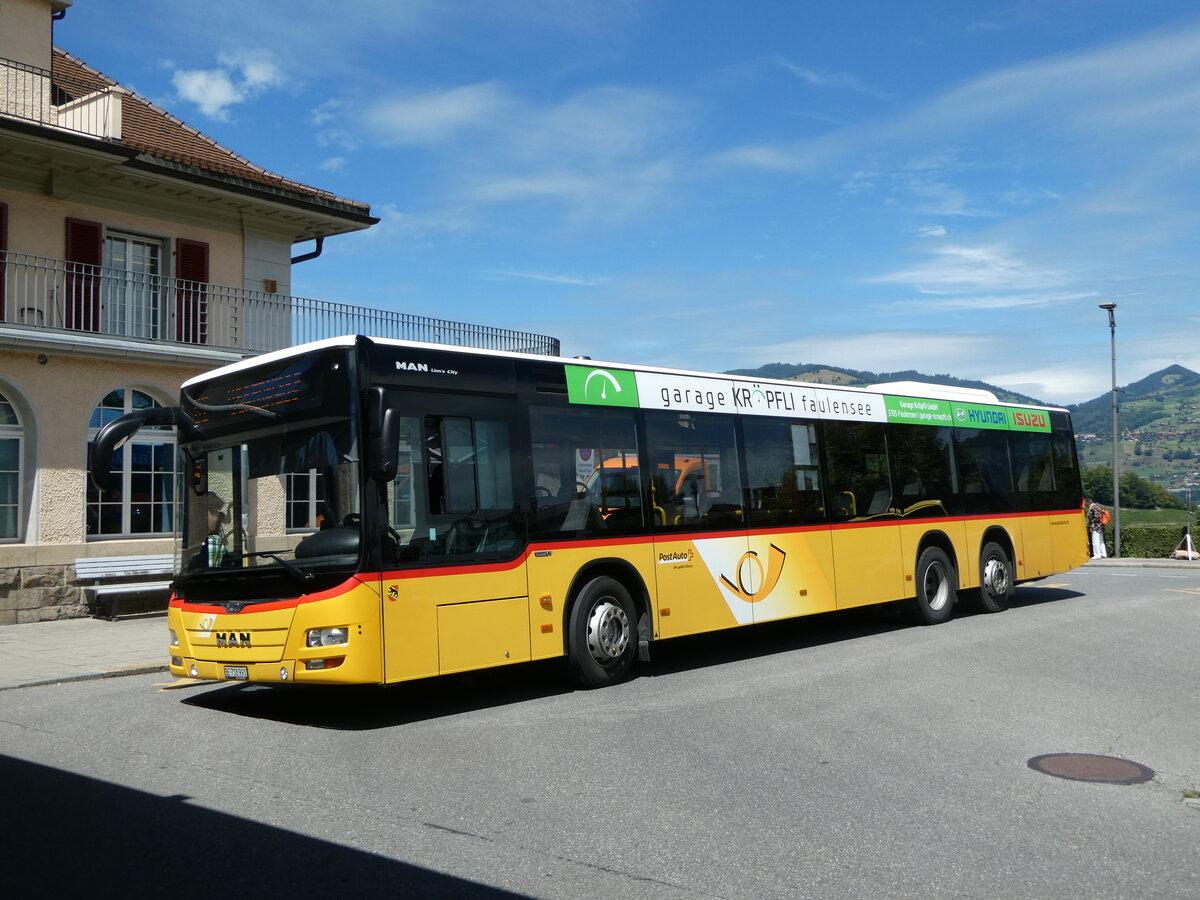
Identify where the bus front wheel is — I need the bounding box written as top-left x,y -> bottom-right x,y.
974,541 -> 1013,613
913,547 -> 955,625
567,576 -> 637,688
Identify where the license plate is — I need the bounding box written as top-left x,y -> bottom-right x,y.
223,666 -> 249,680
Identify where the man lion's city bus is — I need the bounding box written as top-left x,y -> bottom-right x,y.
90,335 -> 1088,689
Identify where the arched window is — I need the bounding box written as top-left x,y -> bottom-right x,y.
86,388 -> 176,537
0,389 -> 21,541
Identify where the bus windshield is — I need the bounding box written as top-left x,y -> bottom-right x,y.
174,348 -> 362,601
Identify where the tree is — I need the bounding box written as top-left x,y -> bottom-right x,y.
1081,465 -> 1184,509
1082,466 -> 1113,505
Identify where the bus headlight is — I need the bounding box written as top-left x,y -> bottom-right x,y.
169,629 -> 179,647
306,627 -> 349,648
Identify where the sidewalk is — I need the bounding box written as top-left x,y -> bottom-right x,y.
0,613 -> 168,691
0,557 -> 1196,691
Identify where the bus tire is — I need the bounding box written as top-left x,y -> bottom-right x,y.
974,541 -> 1013,613
913,547 -> 955,625
567,576 -> 637,688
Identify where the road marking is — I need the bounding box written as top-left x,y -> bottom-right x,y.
1166,588 -> 1200,596
154,678 -> 214,692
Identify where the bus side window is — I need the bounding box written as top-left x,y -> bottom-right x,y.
529,406 -> 643,538
742,417 -> 824,527
955,428 -> 1013,514
1050,412 -> 1082,509
382,412 -> 523,565
1009,430 -> 1056,512
886,423 -> 959,518
644,412 -> 742,531
824,421 -> 894,521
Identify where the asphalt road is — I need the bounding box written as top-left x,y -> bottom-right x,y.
2,566 -> 1198,898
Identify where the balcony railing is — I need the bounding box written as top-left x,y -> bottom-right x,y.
0,252 -> 561,356
0,56 -> 122,141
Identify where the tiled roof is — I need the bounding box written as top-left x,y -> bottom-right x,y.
50,48 -> 371,218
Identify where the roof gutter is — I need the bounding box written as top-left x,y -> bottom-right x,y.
291,236 -> 324,264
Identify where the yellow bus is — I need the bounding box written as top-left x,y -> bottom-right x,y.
90,336 -> 1088,689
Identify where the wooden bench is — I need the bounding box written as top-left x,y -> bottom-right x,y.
75,554 -> 175,620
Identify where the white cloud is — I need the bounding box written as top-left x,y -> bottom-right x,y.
365,82 -> 512,145
752,330 -> 995,377
171,69 -> 241,119
170,50 -> 282,119
775,57 -> 892,100
897,290 -> 1096,311
917,225 -> 947,238
871,245 -> 1069,293
358,83 -> 689,223
479,269 -> 608,287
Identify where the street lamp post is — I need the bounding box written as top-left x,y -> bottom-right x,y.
1099,302 -> 1120,558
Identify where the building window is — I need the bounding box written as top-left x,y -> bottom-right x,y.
285,469 -> 326,531
86,388 -> 176,537
0,390 -> 21,541
103,232 -> 163,340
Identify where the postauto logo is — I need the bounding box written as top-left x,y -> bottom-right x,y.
565,365 -> 641,408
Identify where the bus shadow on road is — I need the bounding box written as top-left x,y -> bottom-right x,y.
182,659 -> 573,730
1009,584 -> 1086,608
182,607 -> 908,729
643,605 -> 909,679
182,589 -> 1085,730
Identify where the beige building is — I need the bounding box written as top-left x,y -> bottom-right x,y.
0,0 -> 558,623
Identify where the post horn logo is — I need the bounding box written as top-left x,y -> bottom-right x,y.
720,544 -> 786,603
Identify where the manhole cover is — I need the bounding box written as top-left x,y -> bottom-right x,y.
1028,753 -> 1154,784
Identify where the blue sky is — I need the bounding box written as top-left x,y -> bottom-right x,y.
57,1 -> 1200,404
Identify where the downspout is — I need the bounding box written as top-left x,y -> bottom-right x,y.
291,236 -> 324,265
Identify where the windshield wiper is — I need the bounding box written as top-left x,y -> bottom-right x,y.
231,551 -> 316,587
182,386 -> 283,420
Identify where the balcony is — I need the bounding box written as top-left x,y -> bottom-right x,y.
0,55 -> 121,142
0,252 -> 561,357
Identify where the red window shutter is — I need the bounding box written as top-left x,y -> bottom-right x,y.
175,238 -> 209,344
0,203 -> 7,320
65,218 -> 103,332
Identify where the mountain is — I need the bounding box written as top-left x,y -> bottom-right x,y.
1067,364 -> 1200,438
723,362 -> 1046,406
1069,365 -> 1200,497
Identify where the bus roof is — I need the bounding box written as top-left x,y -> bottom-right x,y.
182,334 -> 1067,416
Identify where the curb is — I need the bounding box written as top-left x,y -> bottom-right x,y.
0,663 -> 168,692
1084,558 -> 1199,569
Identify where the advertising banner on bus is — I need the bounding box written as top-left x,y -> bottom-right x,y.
566,364 -> 1053,432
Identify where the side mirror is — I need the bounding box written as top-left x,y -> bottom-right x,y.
89,406 -> 196,491
365,387 -> 401,483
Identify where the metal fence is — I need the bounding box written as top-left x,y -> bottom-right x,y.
0,252 -> 560,356
0,56 -> 122,141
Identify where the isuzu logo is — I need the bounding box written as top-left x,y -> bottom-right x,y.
216,632 -> 251,648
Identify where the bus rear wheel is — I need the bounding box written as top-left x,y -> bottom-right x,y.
913,547 -> 955,625
567,576 -> 637,688
974,541 -> 1013,613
